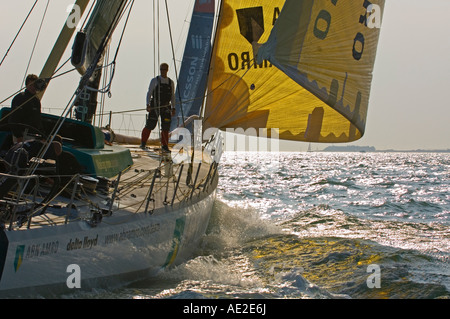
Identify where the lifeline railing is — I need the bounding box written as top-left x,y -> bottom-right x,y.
0,173 -> 39,230
0,159 -> 219,230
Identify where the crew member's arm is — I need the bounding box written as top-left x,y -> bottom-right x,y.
170,79 -> 176,115
146,77 -> 157,107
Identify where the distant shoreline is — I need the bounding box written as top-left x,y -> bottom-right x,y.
321,146 -> 450,153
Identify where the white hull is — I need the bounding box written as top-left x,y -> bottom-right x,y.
0,187 -> 216,296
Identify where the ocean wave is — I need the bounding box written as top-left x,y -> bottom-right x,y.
97,152 -> 449,299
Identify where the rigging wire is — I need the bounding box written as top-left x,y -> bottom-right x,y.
92,0 -> 135,126
0,0 -> 39,68
22,0 -> 50,88
153,0 -> 160,76
26,1 -> 136,176
1,1 -> 236,137
172,0 -> 195,63
151,0 -> 162,157
202,60 -> 257,125
103,0 -> 228,119
164,0 -> 195,184
80,0 -> 97,30
199,0 -> 223,123
1,0 -> 96,103
164,0 -> 185,127
97,47 -> 110,127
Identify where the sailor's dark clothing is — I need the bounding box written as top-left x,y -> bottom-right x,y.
10,89 -> 42,138
145,76 -> 174,131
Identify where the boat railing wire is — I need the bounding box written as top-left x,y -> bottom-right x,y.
96,108 -> 147,138
0,157 -> 218,230
0,105 -> 146,138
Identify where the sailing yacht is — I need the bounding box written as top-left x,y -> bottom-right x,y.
0,0 -> 221,296
0,0 -> 384,296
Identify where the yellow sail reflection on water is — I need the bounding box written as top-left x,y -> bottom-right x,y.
204,0 -> 384,143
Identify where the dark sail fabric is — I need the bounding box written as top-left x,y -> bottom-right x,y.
171,0 -> 215,131
71,0 -> 129,122
71,0 -> 129,75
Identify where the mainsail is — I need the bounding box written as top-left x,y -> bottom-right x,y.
204,0 -> 384,143
171,0 -> 215,132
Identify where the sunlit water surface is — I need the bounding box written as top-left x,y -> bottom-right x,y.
74,152 -> 450,299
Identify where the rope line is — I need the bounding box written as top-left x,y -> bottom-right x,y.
22,0 -> 50,88
0,0 -> 39,68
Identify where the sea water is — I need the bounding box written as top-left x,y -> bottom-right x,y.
78,152 -> 450,299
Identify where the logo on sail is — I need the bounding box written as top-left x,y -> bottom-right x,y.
191,35 -> 204,50
226,6 -> 280,71
236,7 -> 265,44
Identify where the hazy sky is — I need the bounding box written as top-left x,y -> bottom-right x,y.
1,0 -> 449,151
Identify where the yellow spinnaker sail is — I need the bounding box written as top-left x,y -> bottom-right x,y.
204,0 -> 384,143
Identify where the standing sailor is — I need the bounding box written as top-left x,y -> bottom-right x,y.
140,63 -> 175,152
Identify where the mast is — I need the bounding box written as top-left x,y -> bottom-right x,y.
38,0 -> 91,100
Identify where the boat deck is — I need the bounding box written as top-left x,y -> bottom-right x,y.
1,145 -> 218,231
